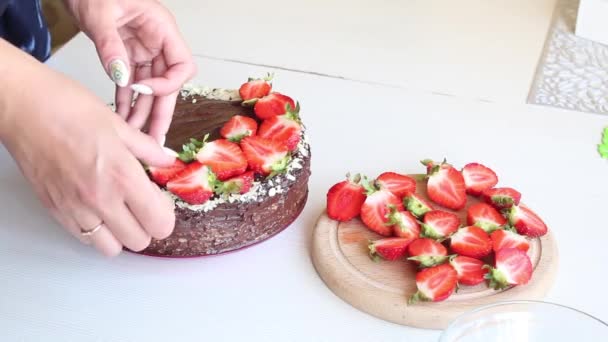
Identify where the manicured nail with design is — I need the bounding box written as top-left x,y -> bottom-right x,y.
131,83 -> 153,95
108,59 -> 129,87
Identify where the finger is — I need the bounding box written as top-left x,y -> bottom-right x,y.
112,116 -> 175,167
114,67 -> 136,119
100,201 -> 152,252
70,206 -> 123,256
148,55 -> 177,143
89,9 -> 131,87
48,208 -> 90,245
127,65 -> 155,129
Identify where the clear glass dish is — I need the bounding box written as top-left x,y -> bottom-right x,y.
439,300 -> 608,342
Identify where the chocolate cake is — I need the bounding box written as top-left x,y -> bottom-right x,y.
138,85 -> 311,257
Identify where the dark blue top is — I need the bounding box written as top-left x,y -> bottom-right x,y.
0,0 -> 50,62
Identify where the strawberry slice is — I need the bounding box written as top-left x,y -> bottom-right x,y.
254,93 -> 296,120
148,157 -> 187,186
420,210 -> 461,240
166,162 -> 217,204
491,229 -> 530,253
196,139 -> 248,181
422,159 -> 467,210
404,193 -> 435,218
215,171 -> 255,195
239,74 -> 272,102
360,180 -> 404,236
482,187 -> 522,209
507,205 -> 548,237
450,226 -> 492,259
461,163 -> 498,196
409,263 -> 458,303
368,237 -> 414,262
450,255 -> 488,286
387,207 -> 421,239
326,173 -> 367,222
485,248 -> 533,290
376,172 -> 417,198
258,104 -> 302,151
240,136 -> 290,176
407,238 -> 449,268
220,115 -> 258,143
466,202 -> 507,233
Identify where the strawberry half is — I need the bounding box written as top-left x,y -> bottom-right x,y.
166,162 -> 217,204
215,171 -> 254,195
466,202 -> 507,233
461,163 -> 498,196
485,248 -> 533,290
422,159 -> 467,210
450,226 -> 492,259
450,255 -> 488,286
404,193 -> 435,218
239,74 -> 272,102
376,172 -> 417,198
254,93 -> 296,120
258,104 -> 302,151
407,238 -> 449,268
420,210 -> 461,240
326,173 -> 367,222
507,205 -> 548,237
482,187 -> 522,209
491,229 -> 530,253
409,263 -> 458,303
240,136 -> 290,176
387,207 -> 421,240
220,115 -> 258,143
196,139 -> 248,181
360,180 -> 404,236
368,237 -> 414,262
148,157 -> 187,186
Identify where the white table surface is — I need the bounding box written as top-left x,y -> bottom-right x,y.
1,32 -> 608,341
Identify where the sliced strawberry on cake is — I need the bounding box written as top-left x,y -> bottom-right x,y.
466,202 -> 507,233
404,193 -> 435,218
239,73 -> 273,102
241,136 -> 290,176
420,210 -> 461,240
409,263 -> 458,303
482,187 -> 522,209
196,139 -> 248,181
326,173 -> 367,222
220,115 -> 258,143
368,238 -> 413,262
387,207 -> 421,240
485,248 -> 533,290
507,204 -> 548,237
449,226 -> 492,259
407,238 -> 449,268
461,163 -> 498,196
376,172 -> 417,198
422,159 -> 467,210
360,179 -> 404,236
449,255 -> 488,286
490,228 -> 530,253
215,171 -> 255,195
148,157 -> 187,186
166,162 -> 217,205
258,103 -> 302,151
254,93 -> 296,120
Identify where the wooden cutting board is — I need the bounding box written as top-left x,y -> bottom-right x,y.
311,177 -> 559,330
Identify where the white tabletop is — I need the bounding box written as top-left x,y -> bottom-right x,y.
1,30 -> 608,341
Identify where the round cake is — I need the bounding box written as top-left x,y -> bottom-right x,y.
138,77 -> 311,257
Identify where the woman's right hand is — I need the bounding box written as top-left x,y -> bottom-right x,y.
0,39 -> 175,256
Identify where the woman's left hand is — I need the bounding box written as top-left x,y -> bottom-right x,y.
65,0 -> 197,143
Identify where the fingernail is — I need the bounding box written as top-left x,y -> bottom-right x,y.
131,83 -> 153,95
159,135 -> 166,147
108,59 -> 129,87
163,147 -> 178,157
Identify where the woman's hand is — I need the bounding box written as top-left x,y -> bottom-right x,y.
64,0 -> 196,143
0,39 -> 176,256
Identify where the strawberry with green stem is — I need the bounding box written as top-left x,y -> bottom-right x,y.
461,163 -> 498,196
491,228 -> 530,253
167,163 -> 218,204
482,187 -> 521,209
220,115 -> 258,143
360,177 -> 404,236
368,238 -> 414,262
254,93 -> 296,120
239,73 -> 273,103
215,171 -> 255,195
409,263 -> 458,304
404,193 -> 435,218
450,255 -> 488,286
507,204 -> 548,237
240,136 -> 291,177
387,206 -> 420,240
450,226 -> 493,259
484,248 -> 533,290
422,159 -> 467,210
420,210 -> 461,240
467,202 -> 507,233
376,172 -> 417,198
258,103 -> 302,151
407,238 -> 449,268
196,138 -> 248,181
326,173 -> 367,222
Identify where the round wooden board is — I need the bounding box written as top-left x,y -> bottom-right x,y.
311,177 -> 559,330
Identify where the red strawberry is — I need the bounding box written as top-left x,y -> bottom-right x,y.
422,160 -> 467,210
491,229 -> 530,253
485,248 -> 533,290
376,172 -> 417,198
482,187 -> 522,209
407,238 -> 449,268
166,162 -> 216,204
461,163 -> 498,196
219,115 -> 258,143
239,74 -> 272,102
240,136 -> 290,176
258,105 -> 302,151
215,171 -> 254,195
420,210 -> 461,240
466,202 -> 507,233
254,93 -> 296,120
409,263 -> 458,303
360,180 -> 404,236
368,238 -> 414,262
387,208 -> 421,239
450,255 -> 488,286
326,174 -> 367,222
148,158 -> 187,186
196,139 -> 248,181
404,193 -> 435,218
450,226 -> 492,259
507,205 -> 548,237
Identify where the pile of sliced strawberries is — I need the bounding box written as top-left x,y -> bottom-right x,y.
147,74 -> 304,204
326,160 -> 548,304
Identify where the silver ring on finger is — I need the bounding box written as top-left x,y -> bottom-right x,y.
80,221 -> 105,237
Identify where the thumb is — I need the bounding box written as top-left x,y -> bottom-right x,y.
112,116 -> 175,167
89,15 -> 131,87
